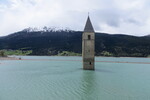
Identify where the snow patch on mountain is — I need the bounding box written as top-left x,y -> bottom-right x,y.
22,26 -> 74,33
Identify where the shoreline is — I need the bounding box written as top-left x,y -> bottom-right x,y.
0,57 -> 150,64
0,57 -> 20,60
0,56 -> 150,65
1,55 -> 150,58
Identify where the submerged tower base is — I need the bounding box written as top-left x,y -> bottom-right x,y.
83,58 -> 94,70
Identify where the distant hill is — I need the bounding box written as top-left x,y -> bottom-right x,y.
0,27 -> 150,57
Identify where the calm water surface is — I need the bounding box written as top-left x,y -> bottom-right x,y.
0,56 -> 150,100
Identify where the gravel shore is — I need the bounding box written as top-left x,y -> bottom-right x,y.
0,57 -> 20,60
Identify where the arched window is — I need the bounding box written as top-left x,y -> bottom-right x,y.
88,35 -> 91,40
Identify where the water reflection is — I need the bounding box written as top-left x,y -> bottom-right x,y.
80,70 -> 98,100
96,68 -> 114,73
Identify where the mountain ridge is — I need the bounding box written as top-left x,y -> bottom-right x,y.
0,27 -> 150,57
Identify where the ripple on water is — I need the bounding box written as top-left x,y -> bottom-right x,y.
0,57 -> 150,100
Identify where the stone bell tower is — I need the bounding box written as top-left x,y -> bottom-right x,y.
82,16 -> 95,70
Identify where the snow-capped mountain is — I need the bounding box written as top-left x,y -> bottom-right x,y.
22,27 -> 73,33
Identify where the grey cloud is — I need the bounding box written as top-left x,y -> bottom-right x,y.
125,18 -> 141,25
93,8 -> 121,27
0,0 -> 150,36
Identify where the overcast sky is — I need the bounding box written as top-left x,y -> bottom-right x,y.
0,0 -> 150,36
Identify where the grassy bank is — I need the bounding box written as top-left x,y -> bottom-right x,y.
1,49 -> 150,57
57,51 -> 81,56
1,50 -> 32,56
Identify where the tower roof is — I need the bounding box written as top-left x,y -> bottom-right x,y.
84,16 -> 94,33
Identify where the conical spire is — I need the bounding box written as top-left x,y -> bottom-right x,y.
84,16 -> 94,33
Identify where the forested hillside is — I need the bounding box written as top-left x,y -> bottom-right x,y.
0,28 -> 150,57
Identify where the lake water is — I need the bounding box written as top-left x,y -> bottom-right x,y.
0,56 -> 150,100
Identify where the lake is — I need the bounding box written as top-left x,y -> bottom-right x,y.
0,56 -> 150,100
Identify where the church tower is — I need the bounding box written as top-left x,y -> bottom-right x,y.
82,16 -> 95,70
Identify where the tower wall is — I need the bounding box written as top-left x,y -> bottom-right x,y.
82,32 -> 95,70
